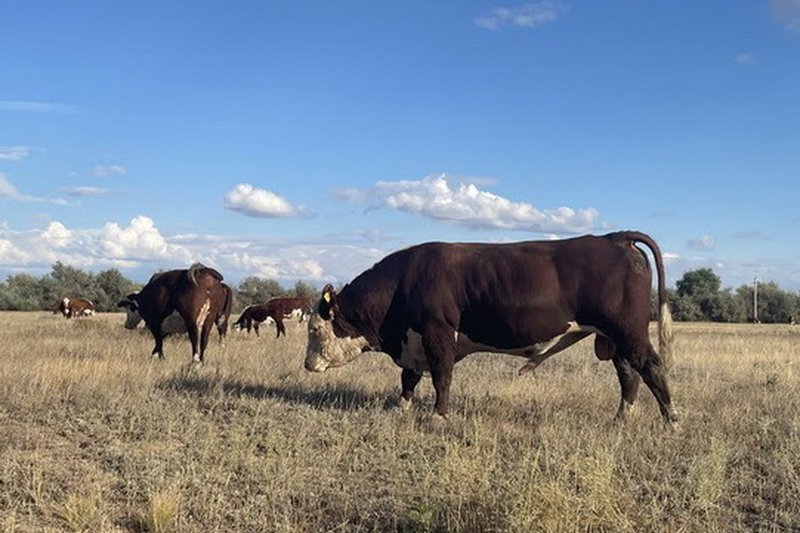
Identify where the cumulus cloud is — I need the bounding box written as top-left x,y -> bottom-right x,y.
772,0 -> 800,34
93,164 -> 126,178
100,216 -> 191,262
223,183 -> 307,218
346,174 -> 600,234
0,216 -> 386,284
474,1 -> 568,30
686,235 -> 715,251
0,146 -> 31,161
41,222 -> 72,248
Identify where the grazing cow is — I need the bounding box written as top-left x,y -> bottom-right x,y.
117,263 -> 228,364
54,297 -> 96,318
264,297 -> 311,338
305,231 -> 677,423
233,297 -> 311,338
232,303 -> 272,336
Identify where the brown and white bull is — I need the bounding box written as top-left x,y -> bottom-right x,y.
54,297 -> 96,318
305,231 -> 677,422
117,263 -> 229,364
233,297 -> 310,338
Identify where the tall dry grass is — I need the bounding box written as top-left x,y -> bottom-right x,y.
0,312 -> 799,531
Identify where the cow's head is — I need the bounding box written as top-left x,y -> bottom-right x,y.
117,293 -> 143,330
304,284 -> 370,372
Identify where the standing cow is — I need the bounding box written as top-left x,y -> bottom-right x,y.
54,297 -> 96,318
117,263 -> 228,364
305,231 -> 677,423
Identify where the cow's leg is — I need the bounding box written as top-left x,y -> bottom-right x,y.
398,369 -> 422,411
198,320 -> 214,364
421,324 -> 457,419
252,322 -> 259,337
150,327 -> 166,359
627,341 -> 678,423
612,355 -> 641,420
187,325 -> 202,364
275,319 -> 286,338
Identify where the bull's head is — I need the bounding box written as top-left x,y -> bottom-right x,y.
117,293 -> 143,330
304,284 -> 370,372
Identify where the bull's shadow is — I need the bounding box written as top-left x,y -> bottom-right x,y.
157,373 -> 388,412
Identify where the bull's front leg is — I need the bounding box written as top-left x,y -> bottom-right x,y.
398,368 -> 422,411
149,326 -> 166,359
421,324 -> 457,419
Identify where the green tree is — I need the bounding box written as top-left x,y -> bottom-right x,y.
293,280 -> 318,301
92,268 -> 141,312
236,276 -> 286,309
676,268 -> 721,298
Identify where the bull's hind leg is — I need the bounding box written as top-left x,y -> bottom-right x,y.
398,368 -> 422,411
612,355 -> 641,420
627,340 -> 678,423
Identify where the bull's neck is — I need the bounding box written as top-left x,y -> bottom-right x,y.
337,273 -> 396,348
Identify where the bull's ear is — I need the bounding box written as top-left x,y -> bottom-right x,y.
318,284 -> 337,319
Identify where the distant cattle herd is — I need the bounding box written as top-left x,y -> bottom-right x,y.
50,231 -> 797,423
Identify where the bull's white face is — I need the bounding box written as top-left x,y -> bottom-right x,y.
304,312 -> 369,372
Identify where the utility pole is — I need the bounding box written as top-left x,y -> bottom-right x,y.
753,276 -> 759,324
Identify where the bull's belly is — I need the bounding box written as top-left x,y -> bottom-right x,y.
162,311 -> 187,335
394,322 -> 605,374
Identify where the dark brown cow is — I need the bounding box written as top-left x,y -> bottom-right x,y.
305,231 -> 677,423
264,297 -> 310,338
54,297 -> 96,318
117,263 -> 228,364
234,297 -> 311,338
232,303 -> 273,336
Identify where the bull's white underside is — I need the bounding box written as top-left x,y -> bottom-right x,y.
396,321 -> 606,375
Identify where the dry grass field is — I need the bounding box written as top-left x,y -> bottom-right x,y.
1,311 -> 799,532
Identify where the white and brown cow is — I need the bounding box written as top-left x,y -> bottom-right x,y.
305,231 -> 677,423
233,297 -> 310,338
117,263 -> 229,364
54,297 -> 96,318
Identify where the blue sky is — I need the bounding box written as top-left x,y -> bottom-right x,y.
1,1 -> 799,290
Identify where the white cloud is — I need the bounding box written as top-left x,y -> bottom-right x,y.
0,146 -> 31,161
0,174 -> 19,197
66,186 -> 109,197
101,216 -> 191,262
475,2 -> 568,30
223,183 -> 307,218
41,222 -> 72,249
353,174 -> 599,234
686,235 -> 715,251
0,172 -> 65,204
772,0 -> 800,34
332,187 -> 368,204
93,164 -> 126,178
734,52 -> 757,64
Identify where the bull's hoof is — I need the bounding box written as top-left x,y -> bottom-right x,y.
396,397 -> 412,411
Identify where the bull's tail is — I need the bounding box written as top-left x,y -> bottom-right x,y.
187,262 -> 224,286
619,231 -> 674,373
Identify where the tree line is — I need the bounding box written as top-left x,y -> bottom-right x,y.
1,263 -> 798,323
0,262 -> 318,314
659,268 -> 799,323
